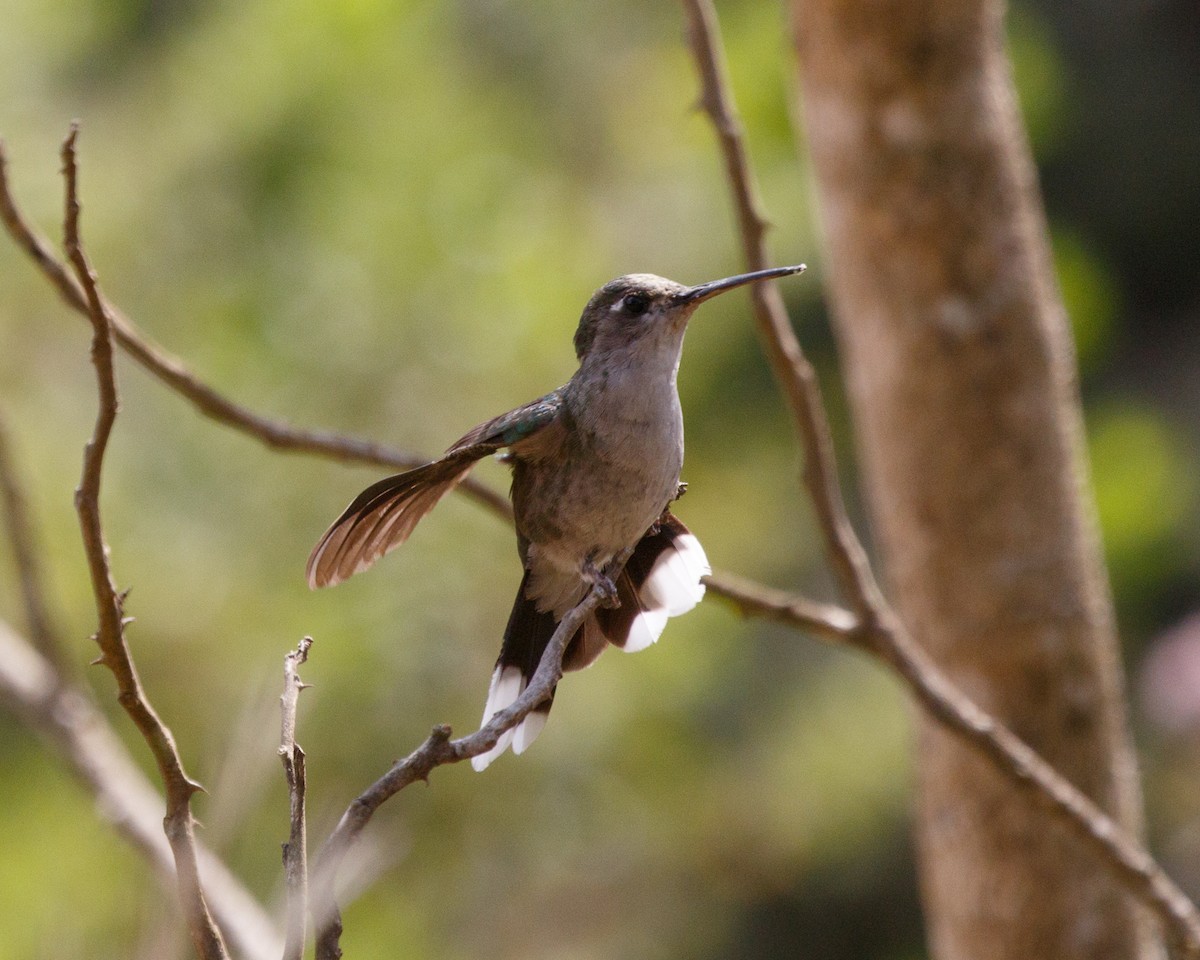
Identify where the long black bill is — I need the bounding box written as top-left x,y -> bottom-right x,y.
676,263 -> 806,306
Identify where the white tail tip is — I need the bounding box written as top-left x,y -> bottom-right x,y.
471,665 -> 524,771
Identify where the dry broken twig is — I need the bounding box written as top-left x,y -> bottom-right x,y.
679,0 -> 1200,954
279,637 -> 313,960
61,125 -> 230,960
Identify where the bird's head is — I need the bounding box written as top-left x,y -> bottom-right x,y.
573,264 -> 805,362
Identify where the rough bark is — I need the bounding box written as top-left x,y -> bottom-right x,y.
791,1 -> 1157,957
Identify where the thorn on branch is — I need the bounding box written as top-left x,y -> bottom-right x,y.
59,125 -> 229,960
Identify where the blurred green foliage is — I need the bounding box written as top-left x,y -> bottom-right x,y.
0,1 -> 1197,959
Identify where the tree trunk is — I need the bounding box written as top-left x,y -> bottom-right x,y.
791,1 -> 1158,957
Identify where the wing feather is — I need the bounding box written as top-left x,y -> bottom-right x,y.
306,391 -> 563,588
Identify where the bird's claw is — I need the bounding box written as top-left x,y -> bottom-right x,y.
583,559 -> 621,608
594,572 -> 620,608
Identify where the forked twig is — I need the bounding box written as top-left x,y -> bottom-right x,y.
62,125 -> 229,960
679,0 -> 1200,954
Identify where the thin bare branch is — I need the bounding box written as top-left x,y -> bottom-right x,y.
875,611 -> 1200,959
279,637 -> 312,960
62,125 -> 229,960
679,1 -> 1200,955
681,0 -> 881,624
0,617 -> 282,960
703,569 -> 858,644
0,409 -> 64,668
311,559 -> 625,960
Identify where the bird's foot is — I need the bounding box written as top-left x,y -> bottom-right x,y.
583,558 -> 621,608
673,481 -> 688,501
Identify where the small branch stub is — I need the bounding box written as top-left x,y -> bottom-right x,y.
280,636 -> 313,960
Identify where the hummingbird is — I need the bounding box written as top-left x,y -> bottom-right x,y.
307,263 -> 805,769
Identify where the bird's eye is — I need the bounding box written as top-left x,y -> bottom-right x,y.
623,293 -> 650,316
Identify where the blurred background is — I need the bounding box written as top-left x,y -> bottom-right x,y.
0,0 -> 1197,958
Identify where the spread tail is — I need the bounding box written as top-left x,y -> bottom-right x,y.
597,512 -> 710,652
471,512 -> 709,771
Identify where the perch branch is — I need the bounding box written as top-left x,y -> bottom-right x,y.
279,637 -> 313,960
62,125 -> 229,960
311,559 -> 626,960
680,0 -> 1200,955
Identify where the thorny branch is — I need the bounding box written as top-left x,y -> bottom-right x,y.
280,637 -> 313,960
61,126 -> 229,960
679,0 -> 1200,955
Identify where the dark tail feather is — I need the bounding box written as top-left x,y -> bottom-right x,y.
499,572 -> 561,693
472,569 -> 586,770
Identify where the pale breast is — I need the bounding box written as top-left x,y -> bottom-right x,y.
512,373 -> 684,614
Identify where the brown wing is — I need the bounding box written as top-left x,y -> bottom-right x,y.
306,391 -> 563,588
